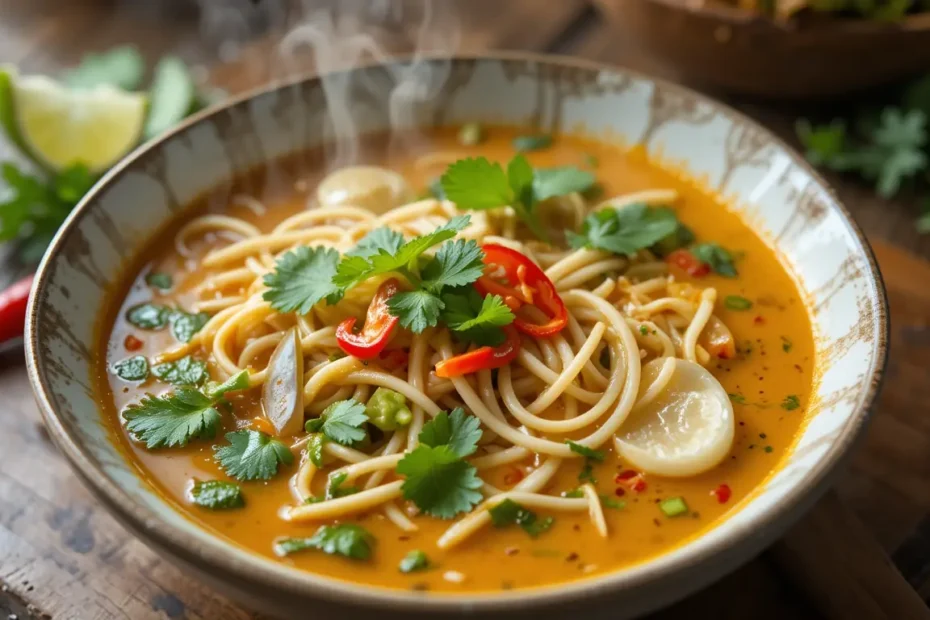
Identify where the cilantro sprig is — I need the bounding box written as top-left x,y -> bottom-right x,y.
567,203 -> 680,256
274,524 -> 374,560
396,408 -> 484,519
439,155 -> 595,242
214,429 -> 294,481
489,498 -> 554,538
304,399 -> 369,446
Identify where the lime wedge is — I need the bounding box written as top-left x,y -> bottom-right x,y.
7,71 -> 146,173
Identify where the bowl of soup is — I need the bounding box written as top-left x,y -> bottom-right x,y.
25,53 -> 887,619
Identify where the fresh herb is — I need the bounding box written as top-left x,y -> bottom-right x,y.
764,445 -> 774,453
781,395 -> 801,411
126,303 -> 170,330
600,495 -> 627,510
144,56 -> 197,140
123,390 -> 221,449
274,524 -> 374,560
578,461 -> 596,485
111,355 -> 149,382
304,399 -> 369,446
305,433 -> 326,468
326,471 -> 360,499
214,429 -> 294,481
489,498 -> 554,538
458,122 -> 484,146
728,392 -> 747,405
63,46 -> 145,90
440,287 -> 514,346
440,156 -> 594,242
660,496 -> 689,518
399,549 -> 430,573
566,440 -> 605,461
145,272 -> 173,291
151,356 -> 208,386
512,134 -> 552,152
262,246 -> 341,314
691,243 -> 738,277
781,336 -> 793,352
395,409 -> 483,518
566,204 -> 680,257
725,295 -> 753,311
189,480 -> 244,510
169,310 -> 209,343
561,488 -> 584,499
203,370 -> 250,399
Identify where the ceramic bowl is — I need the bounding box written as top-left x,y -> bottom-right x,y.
25,53 -> 888,619
593,0 -> 930,99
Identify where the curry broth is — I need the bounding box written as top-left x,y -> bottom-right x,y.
96,127 -> 815,593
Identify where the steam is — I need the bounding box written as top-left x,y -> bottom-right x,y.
198,0 -> 460,171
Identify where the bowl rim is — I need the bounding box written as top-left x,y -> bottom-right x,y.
25,50 -> 889,612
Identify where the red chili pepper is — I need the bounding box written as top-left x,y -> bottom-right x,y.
712,483 -> 732,504
666,249 -> 711,278
434,325 -> 521,378
474,244 -> 567,337
615,469 -> 647,493
0,274 -> 34,345
124,334 -> 144,351
336,278 -> 400,360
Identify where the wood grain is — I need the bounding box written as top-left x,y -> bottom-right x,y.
1,1 -> 929,619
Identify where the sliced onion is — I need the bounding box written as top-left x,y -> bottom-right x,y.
317,165 -> 411,214
261,327 -> 304,437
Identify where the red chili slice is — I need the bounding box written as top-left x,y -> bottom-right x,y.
0,274 -> 33,345
434,325 -> 521,378
474,244 -> 567,337
666,249 -> 711,278
335,278 -> 400,360
712,483 -> 732,504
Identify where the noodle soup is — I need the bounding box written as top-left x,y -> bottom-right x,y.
97,126 -> 814,593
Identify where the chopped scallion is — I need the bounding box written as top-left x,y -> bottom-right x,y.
659,496 -> 689,518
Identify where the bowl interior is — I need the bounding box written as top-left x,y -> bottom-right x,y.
26,55 -> 887,612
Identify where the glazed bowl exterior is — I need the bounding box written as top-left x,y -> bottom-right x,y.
25,53 -> 887,619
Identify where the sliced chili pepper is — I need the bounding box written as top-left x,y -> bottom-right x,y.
336,278 -> 400,360
666,249 -> 711,278
434,325 -> 521,378
615,469 -> 647,493
0,274 -> 34,345
712,483 -> 732,504
474,244 -> 567,337
124,334 -> 144,351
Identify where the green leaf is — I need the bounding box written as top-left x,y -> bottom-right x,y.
600,495 -> 626,510
305,433 -> 326,467
126,303 -> 170,329
326,471 -> 360,499
214,430 -> 294,481
440,288 -> 513,346
399,550 -> 430,573
346,227 -> 404,258
169,310 -> 209,343
145,272 -> 173,291
796,119 -> 851,169
396,444 -> 483,519
204,369 -> 250,399
420,238 -> 485,291
63,46 -> 144,90
418,408 -> 482,457
144,56 -> 196,140
387,289 -> 444,333
151,356 -> 207,386
123,389 -> 221,449
274,524 -> 374,560
532,166 -> 596,202
111,355 -> 149,382
781,395 -> 801,411
262,246 -> 341,314
488,498 -> 554,538
568,204 -> 680,257
724,295 -> 753,311
318,399 -> 368,446
507,154 -> 535,207
439,157 -> 513,210
189,480 -> 244,510
566,440 -> 605,461
512,134 -> 552,152
691,243 -> 738,277
52,163 -> 96,204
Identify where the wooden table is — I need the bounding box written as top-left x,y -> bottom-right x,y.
2,1 -> 930,618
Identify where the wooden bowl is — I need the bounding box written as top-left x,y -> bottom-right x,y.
593,0 -> 930,99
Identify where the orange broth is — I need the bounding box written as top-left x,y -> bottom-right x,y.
96,127 -> 815,593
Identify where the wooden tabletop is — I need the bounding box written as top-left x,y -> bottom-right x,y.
2,1 -> 930,619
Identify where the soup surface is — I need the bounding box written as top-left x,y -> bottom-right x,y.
97,126 -> 814,593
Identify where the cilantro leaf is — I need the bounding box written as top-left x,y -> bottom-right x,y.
388,290 -> 445,333
126,303 -> 170,329
63,46 -> 145,90
152,356 -> 208,386
123,389 -> 221,449
189,480 -> 244,510
532,166 -> 596,202
421,238 -> 485,291
318,399 -> 368,446
346,227 -> 405,258
204,369 -> 250,399
145,272 -> 173,291
111,356 -> 149,382
566,440 -> 606,461
396,444 -> 483,519
507,154 -> 535,207
418,408 -> 482,457
262,246 -> 342,314
439,158 -> 513,210
857,108 -> 928,198
691,243 -> 738,277
489,498 -> 554,538
568,204 -> 680,257
326,471 -> 360,499
214,430 -> 294,481
440,288 -> 514,346
399,550 -> 430,573
169,310 -> 209,343
274,524 -> 374,560
305,433 -> 326,467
